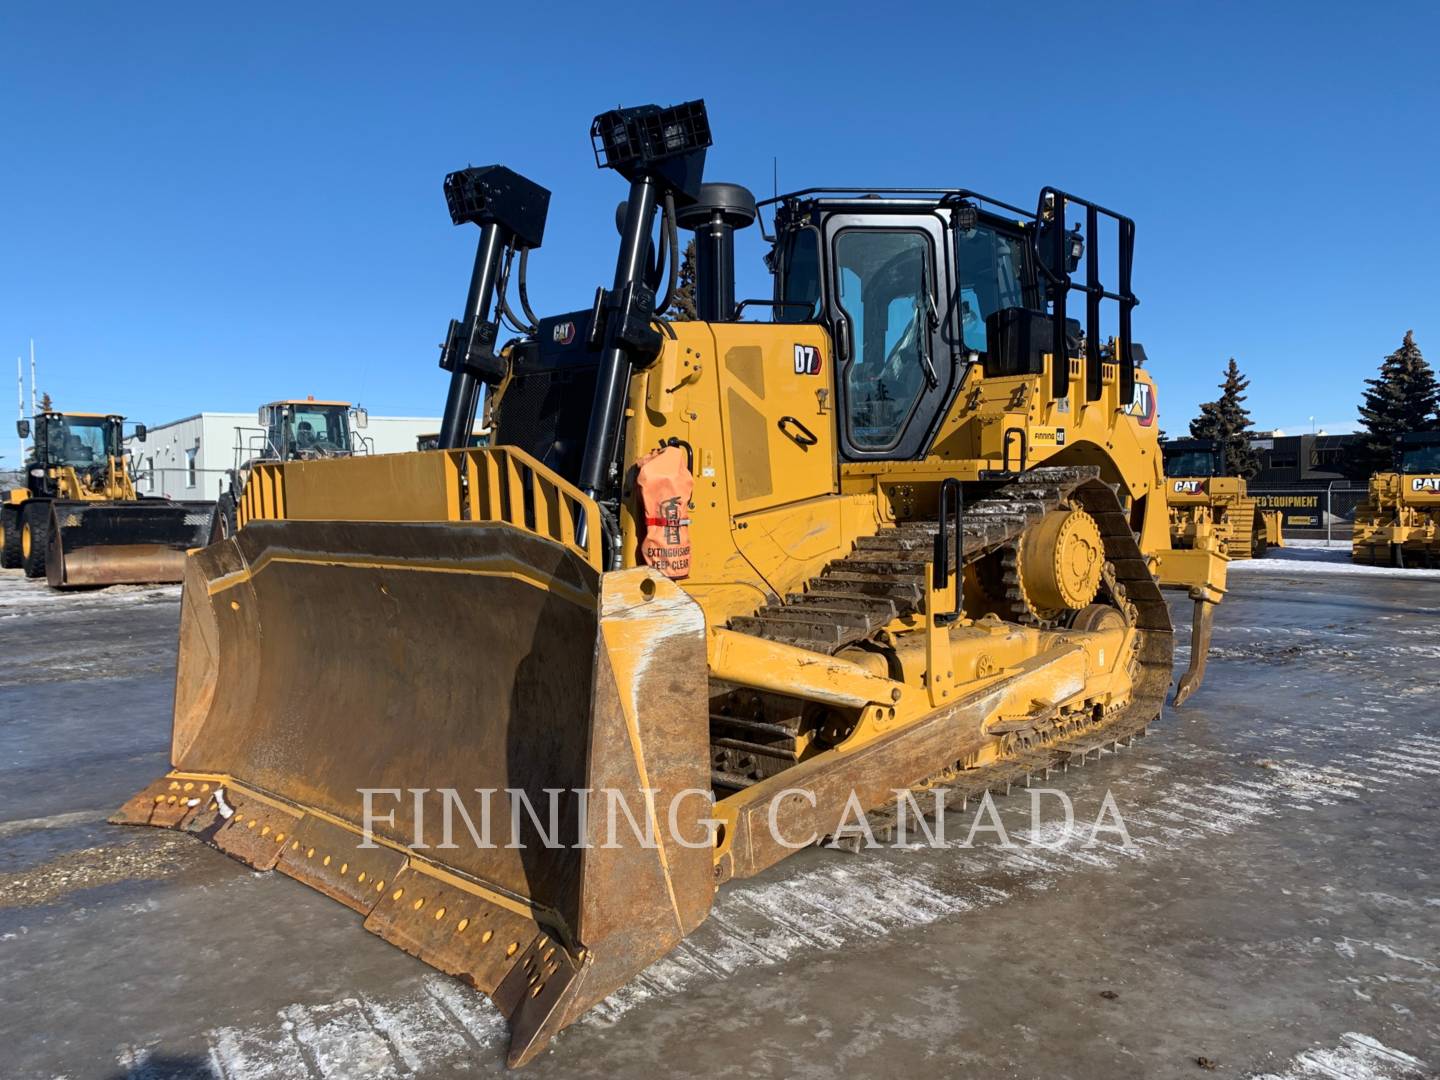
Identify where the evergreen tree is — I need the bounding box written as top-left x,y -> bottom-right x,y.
39,391 -> 53,412
1189,358 -> 1259,477
1356,330 -> 1439,475
665,239 -> 698,321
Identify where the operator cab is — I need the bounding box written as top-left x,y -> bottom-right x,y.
258,400 -> 361,460
769,188 -> 1135,462
1398,431 -> 1440,474
1162,437 -> 1222,478
32,412 -> 124,469
19,412 -> 132,498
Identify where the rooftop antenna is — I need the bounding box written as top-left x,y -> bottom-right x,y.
772,156 -> 778,201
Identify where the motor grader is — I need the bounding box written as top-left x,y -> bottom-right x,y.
1162,436 -> 1282,560
1,410 -> 214,587
1352,430 -> 1440,566
115,100 -> 1227,1066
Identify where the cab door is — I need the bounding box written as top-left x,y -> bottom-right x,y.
824,214 -> 951,461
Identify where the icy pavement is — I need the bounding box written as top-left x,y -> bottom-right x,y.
1,567 -> 1437,1077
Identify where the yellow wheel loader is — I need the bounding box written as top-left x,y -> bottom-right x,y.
1352,431 -> 1440,566
116,100 -> 1228,1066
1162,437 -> 1283,560
2,411 -> 214,587
216,398 -> 372,537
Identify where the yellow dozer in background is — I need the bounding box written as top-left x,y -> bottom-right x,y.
1352,431 -> 1440,566
116,100 -> 1228,1066
1,411 -> 214,587
1161,437 -> 1282,560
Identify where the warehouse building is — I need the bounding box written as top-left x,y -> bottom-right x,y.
126,407 -> 441,501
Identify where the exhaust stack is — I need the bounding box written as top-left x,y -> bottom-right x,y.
676,182 -> 757,322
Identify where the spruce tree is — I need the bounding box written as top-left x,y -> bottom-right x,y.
665,239 -> 698,321
1356,330 -> 1439,475
1189,358 -> 1259,477
39,391 -> 53,412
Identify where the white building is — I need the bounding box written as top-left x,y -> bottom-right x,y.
127,409 -> 442,502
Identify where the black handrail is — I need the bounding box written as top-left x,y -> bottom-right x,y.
1032,187 -> 1138,405
932,478 -> 964,626
1003,428 -> 1029,474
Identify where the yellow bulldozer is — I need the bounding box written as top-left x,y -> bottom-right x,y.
1352,431 -> 1440,566
1161,436 -> 1282,560
115,100 -> 1228,1066
1,410 -> 214,587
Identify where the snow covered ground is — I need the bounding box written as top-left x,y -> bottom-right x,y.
1231,539 -> 1440,580
0,568 -> 181,619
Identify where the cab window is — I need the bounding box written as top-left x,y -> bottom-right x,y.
776,227 -> 821,323
833,230 -> 932,451
955,223 -> 1028,353
1164,450 -> 1217,477
40,416 -> 118,466
1401,442 -> 1440,474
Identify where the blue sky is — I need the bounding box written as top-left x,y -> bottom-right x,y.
2,2 -> 1436,457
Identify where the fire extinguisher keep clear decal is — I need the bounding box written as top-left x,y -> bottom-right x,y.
636,444 -> 693,579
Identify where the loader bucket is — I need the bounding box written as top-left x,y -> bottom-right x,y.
46,499 -> 216,587
114,518 -> 715,1066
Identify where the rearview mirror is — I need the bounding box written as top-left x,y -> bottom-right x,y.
16,420 -> 30,439
134,423 -> 147,443
352,406 -> 369,430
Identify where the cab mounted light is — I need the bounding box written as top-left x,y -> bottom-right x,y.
591,99 -> 712,202
943,196 -> 979,232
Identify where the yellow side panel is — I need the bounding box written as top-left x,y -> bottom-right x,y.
717,328 -> 837,517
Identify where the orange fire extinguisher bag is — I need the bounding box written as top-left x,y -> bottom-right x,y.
636,444 -> 693,579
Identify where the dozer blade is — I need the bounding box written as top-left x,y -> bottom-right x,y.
113,519 -> 715,1066
46,499 -> 216,587
1172,592 -> 1217,707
